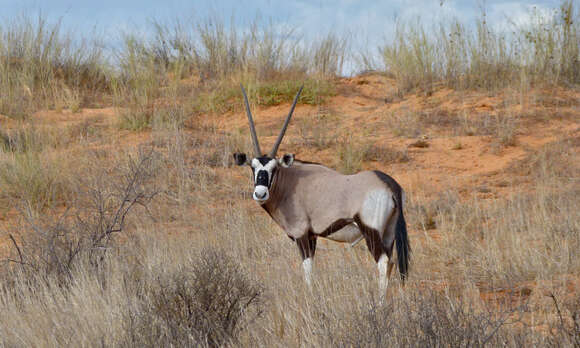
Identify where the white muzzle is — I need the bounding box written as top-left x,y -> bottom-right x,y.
253,185 -> 269,202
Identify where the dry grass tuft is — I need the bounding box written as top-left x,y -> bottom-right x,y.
0,151 -> 74,211
381,1 -> 580,94
0,15 -> 109,118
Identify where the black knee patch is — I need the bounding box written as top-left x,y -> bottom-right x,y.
354,215 -> 385,262
296,235 -> 317,260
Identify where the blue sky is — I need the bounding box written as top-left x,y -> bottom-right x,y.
0,0 -> 562,36
0,0 -> 563,72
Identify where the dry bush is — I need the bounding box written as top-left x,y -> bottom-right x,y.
113,34 -> 171,131
454,112 -> 519,148
424,186 -> 579,286
309,289 -> 536,347
248,78 -> 335,107
309,33 -> 349,78
2,149 -> 160,281
0,235 -> 263,347
193,78 -> 336,116
549,294 -> 580,347
489,114 -> 519,148
131,248 -> 263,347
363,143 -> 410,164
511,135 -> 580,179
386,109 -> 459,138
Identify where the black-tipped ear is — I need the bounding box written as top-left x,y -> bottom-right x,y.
279,153 -> 294,168
233,152 -> 247,166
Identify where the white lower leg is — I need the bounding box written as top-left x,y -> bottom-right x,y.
378,254 -> 389,297
302,258 -> 313,287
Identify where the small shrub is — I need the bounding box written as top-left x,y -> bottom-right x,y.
151,105 -> 189,130
130,248 -> 263,347
363,143 -> 410,163
409,139 -> 429,148
118,106 -> 154,131
549,294 -> 580,347
2,150 -> 160,280
387,111 -> 423,138
487,113 -> 519,149
313,289 -> 534,348
336,134 -> 370,174
0,152 -> 73,211
452,141 -> 464,150
296,110 -> 335,150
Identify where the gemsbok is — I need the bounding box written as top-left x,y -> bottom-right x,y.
233,85 -> 410,296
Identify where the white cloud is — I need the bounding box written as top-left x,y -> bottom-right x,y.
488,2 -> 558,32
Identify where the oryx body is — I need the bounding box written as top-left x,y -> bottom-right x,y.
234,85 -> 410,297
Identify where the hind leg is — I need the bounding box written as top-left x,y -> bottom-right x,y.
356,191 -> 396,298
354,216 -> 390,298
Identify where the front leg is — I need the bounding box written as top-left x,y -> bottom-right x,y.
295,234 -> 317,287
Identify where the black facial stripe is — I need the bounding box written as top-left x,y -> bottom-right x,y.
258,157 -> 271,165
256,170 -> 269,187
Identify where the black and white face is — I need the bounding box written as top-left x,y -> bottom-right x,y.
233,153 -> 294,203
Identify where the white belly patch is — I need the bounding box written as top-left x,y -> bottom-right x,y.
360,189 -> 394,233
324,223 -> 361,243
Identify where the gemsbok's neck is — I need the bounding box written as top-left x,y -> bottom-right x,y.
259,166 -> 290,219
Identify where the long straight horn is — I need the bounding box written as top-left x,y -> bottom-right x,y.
240,84 -> 262,157
269,85 -> 303,157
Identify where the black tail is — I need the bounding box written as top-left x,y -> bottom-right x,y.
372,170 -> 411,283
395,205 -> 410,282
